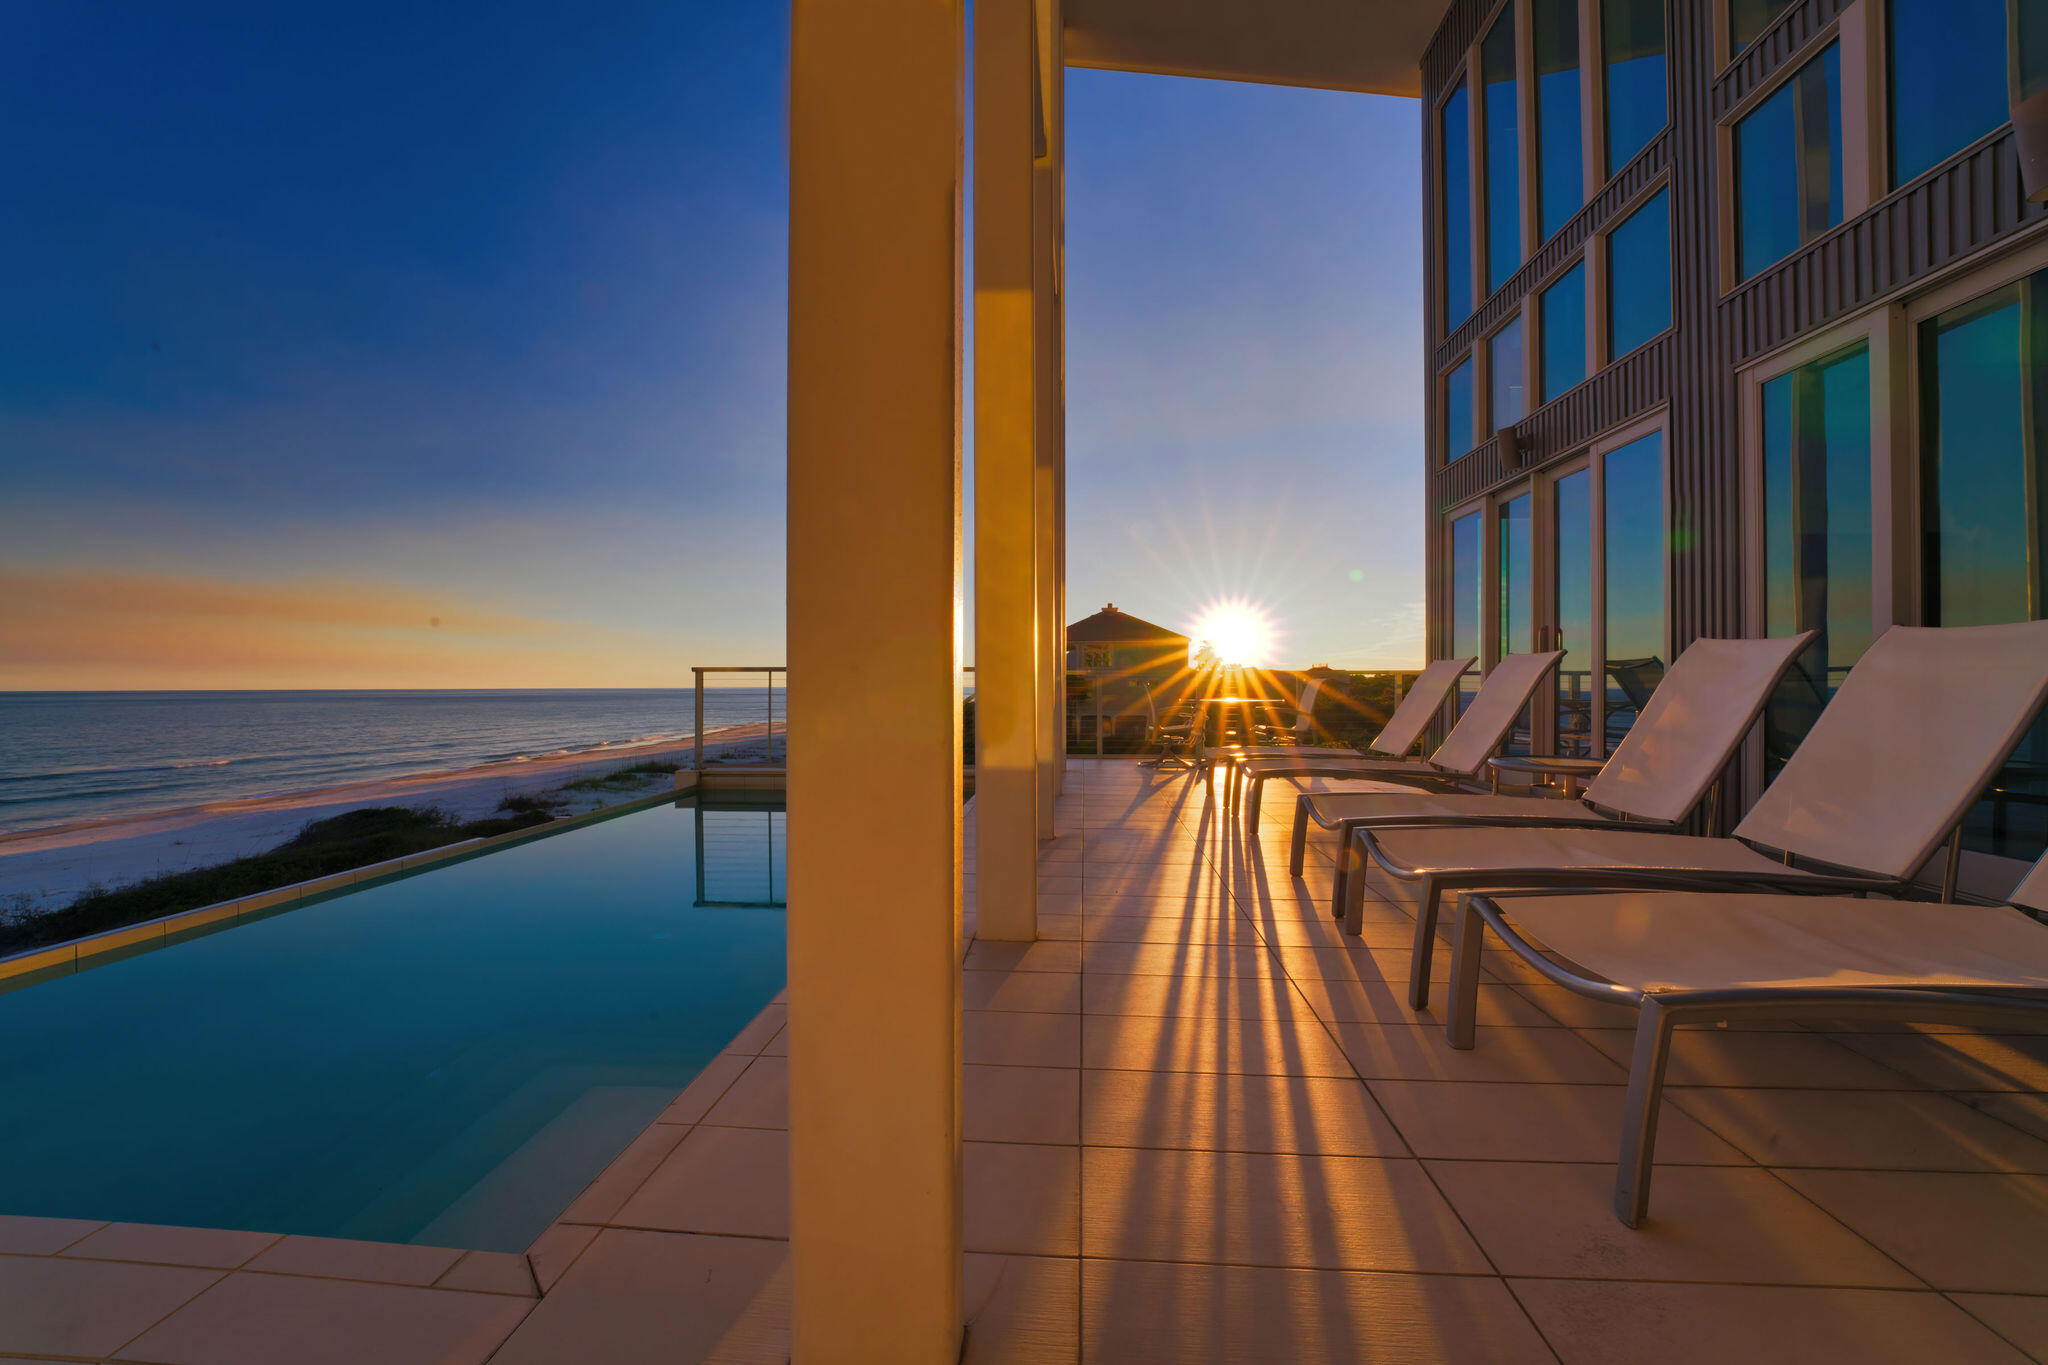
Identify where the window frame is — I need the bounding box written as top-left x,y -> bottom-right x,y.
1535,252 -> 1596,406
1593,0 -> 1674,185
1434,65 -> 1479,339
1440,350 -> 1479,465
1714,10 -> 1876,296
1600,173 -> 1676,363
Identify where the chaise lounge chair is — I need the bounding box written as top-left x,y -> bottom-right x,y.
1235,650 -> 1561,834
1345,620 -> 2048,1012
1449,852 -> 2048,1226
1216,657 -> 1473,810
1290,632 -> 1816,921
1209,677 -> 1379,797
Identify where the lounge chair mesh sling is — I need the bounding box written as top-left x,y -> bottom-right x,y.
1348,620 -> 2048,1015
1290,632 -> 1817,921
1235,651 -> 1559,832
1452,850 -> 2048,1227
1216,658 -> 1473,811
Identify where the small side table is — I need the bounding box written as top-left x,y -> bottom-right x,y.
1487,755 -> 1604,798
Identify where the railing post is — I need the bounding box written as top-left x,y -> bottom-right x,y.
693,667 -> 705,774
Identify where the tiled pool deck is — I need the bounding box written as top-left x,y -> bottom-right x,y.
9,756 -> 2048,1361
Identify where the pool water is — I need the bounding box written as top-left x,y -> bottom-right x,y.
0,796 -> 786,1252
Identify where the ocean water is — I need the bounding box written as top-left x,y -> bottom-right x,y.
0,688 -> 785,833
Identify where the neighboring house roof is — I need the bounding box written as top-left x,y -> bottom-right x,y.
1067,604 -> 1188,645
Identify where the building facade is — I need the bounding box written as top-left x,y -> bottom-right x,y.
1422,0 -> 2048,889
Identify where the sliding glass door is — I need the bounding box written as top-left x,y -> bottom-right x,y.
1553,467 -> 1595,755
1919,266 -> 2048,863
1601,430 -> 1667,748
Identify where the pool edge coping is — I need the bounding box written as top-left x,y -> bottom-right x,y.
0,785 -> 700,986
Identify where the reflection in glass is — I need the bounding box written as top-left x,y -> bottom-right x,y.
1761,345 -> 1872,778
1730,0 -> 1795,53
1735,43 -> 1842,280
1491,317 -> 1526,431
1602,0 -> 1666,172
1443,87 -> 1474,329
1452,512 -> 1483,715
1889,0 -> 2008,188
1445,357 -> 1476,462
2025,0 -> 2048,101
1483,13 -> 1522,293
1542,262 -> 1587,403
1534,0 -> 1583,242
1602,431 -> 1665,746
1607,189 -> 1670,359
1555,469 -> 1594,755
1920,268 -> 2048,861
1499,493 -> 1534,754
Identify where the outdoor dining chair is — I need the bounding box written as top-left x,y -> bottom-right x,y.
1449,849 -> 2048,1226
1139,682 -> 1203,771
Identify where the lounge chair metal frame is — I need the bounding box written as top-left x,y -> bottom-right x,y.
1449,850 -> 2048,1227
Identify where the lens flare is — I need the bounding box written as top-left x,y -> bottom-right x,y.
1188,599 -> 1277,668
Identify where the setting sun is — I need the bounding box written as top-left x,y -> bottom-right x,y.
1188,599 -> 1278,668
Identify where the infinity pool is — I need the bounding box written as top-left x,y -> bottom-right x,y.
0,795 -> 786,1252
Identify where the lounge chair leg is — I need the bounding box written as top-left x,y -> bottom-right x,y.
1341,830 -> 1373,934
1246,776 -> 1264,835
1615,996 -> 1676,1228
1407,882 -> 1441,1010
1289,799 -> 1309,877
1444,894 -> 1486,1049
1328,826 -> 1353,918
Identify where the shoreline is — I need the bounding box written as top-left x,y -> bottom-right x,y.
0,725 -> 781,911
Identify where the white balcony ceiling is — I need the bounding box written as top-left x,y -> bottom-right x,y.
1064,0 -> 1455,98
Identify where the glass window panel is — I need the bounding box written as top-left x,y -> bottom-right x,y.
1498,493 -> 1535,754
1542,262 -> 1587,403
2024,0 -> 2048,101
1444,357 -> 1476,462
1451,512 -> 1484,715
1921,268 -> 2048,863
1735,43 -> 1843,280
1534,0 -> 1583,241
1482,13 -> 1523,293
1602,0 -> 1667,172
1555,469 -> 1595,755
1760,345 -> 1872,778
1729,0 -> 1795,54
1889,0 -> 2009,189
1607,188 -> 1670,359
1490,317 -> 1526,430
1443,87 -> 1475,330
1602,430 -> 1665,747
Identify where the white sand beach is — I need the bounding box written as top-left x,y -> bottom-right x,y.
0,725 -> 780,912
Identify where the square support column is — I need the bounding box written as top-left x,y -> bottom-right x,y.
974,0 -> 1041,938
787,2 -> 963,1358
1033,0 -> 1065,823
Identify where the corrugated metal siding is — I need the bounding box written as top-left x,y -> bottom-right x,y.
1711,0 -> 1852,118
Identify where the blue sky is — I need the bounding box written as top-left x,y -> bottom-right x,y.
0,2 -> 1421,688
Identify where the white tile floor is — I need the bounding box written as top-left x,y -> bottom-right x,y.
11,756 -> 2048,1362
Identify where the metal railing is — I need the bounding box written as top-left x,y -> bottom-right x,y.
691,666 -> 786,771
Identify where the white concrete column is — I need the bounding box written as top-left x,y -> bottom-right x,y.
786,1 -> 963,1357
974,0 -> 1041,938
1033,0 -> 1065,823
